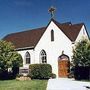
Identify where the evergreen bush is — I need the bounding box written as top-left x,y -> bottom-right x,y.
29,64 -> 53,79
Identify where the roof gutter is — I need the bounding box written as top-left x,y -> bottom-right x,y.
15,46 -> 34,51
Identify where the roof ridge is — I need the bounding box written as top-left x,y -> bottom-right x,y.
72,23 -> 84,26
51,18 -> 84,26
51,18 -> 61,25
5,26 -> 46,37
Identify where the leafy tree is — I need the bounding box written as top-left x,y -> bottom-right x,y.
72,39 -> 90,67
72,39 -> 90,80
0,40 -> 23,71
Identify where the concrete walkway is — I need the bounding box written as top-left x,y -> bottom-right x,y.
47,78 -> 90,90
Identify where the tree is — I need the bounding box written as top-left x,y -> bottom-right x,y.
72,39 -> 90,80
0,40 -> 23,71
72,39 -> 90,67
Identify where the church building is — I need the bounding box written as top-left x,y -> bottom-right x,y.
3,7 -> 89,77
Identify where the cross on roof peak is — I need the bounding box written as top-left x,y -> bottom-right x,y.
48,6 -> 56,18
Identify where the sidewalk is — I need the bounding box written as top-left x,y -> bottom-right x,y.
47,78 -> 90,90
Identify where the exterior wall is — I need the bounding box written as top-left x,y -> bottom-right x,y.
34,21 -> 73,77
72,25 -> 89,50
18,49 -> 35,68
75,25 -> 89,42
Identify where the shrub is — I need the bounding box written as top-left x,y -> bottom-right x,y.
0,70 -> 13,80
0,70 -> 8,80
12,67 -> 19,78
74,66 -> 90,80
29,64 -> 52,79
51,73 -> 56,78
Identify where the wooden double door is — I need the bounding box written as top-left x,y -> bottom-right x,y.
58,55 -> 70,77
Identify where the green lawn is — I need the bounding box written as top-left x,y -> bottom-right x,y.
0,80 -> 48,90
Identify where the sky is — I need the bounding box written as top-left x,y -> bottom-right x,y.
0,0 -> 90,38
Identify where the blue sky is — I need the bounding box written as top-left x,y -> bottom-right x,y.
0,0 -> 90,38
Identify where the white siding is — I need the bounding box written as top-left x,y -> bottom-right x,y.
18,49 -> 35,68
75,25 -> 89,42
34,21 -> 73,77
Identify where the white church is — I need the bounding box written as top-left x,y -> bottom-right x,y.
3,7 -> 89,77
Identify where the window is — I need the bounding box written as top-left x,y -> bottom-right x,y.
51,30 -> 54,41
40,50 -> 47,63
25,52 -> 30,64
83,29 -> 85,35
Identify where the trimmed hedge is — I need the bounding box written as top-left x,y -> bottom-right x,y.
29,64 -> 52,79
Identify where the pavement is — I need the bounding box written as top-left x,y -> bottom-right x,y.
47,78 -> 90,90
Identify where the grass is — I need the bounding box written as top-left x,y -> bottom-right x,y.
0,79 -> 48,90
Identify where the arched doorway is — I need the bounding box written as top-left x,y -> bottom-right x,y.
58,54 -> 70,77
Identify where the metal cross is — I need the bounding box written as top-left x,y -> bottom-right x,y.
48,6 -> 56,18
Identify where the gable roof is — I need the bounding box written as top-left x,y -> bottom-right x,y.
3,19 -> 84,49
3,27 -> 46,49
51,19 -> 84,41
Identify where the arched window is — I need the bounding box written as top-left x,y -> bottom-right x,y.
25,52 -> 30,64
40,50 -> 47,63
51,30 -> 54,41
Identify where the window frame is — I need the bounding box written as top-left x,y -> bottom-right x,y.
51,30 -> 54,41
40,50 -> 47,64
25,51 -> 31,64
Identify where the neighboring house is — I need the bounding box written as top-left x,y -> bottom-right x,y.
3,19 -> 89,77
